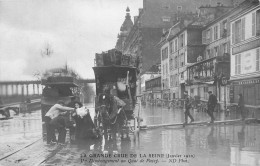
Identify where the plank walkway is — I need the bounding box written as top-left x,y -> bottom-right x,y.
144,118 -> 258,129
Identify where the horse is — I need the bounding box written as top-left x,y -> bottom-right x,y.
97,94 -> 127,140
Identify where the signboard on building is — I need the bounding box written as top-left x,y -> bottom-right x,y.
243,53 -> 254,73
232,78 -> 260,85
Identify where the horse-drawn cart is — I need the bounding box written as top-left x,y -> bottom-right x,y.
93,49 -> 138,139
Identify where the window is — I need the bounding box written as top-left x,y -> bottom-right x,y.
253,12 -> 256,36
223,43 -> 228,53
214,25 -> 218,40
253,10 -> 260,36
170,58 -> 173,70
207,49 -> 211,59
180,33 -> 185,48
206,29 -> 211,43
170,41 -> 173,54
257,49 -> 260,71
175,56 -> 178,69
161,47 -> 168,60
256,10 -> 260,36
223,20 -> 227,30
174,39 -> 178,52
222,20 -> 228,38
162,16 -> 170,22
235,54 -> 241,74
232,18 -> 245,44
180,72 -> 184,79
177,6 -> 182,11
180,53 -> 185,67
214,46 -> 218,57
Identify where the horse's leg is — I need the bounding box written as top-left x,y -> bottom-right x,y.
110,123 -> 118,140
103,122 -> 108,140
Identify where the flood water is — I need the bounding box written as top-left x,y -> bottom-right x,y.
0,110 -> 42,159
44,104 -> 260,166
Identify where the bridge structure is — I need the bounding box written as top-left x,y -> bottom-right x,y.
0,79 -> 95,105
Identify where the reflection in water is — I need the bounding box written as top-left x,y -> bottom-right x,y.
237,124 -> 245,150
43,105 -> 260,166
207,126 -> 217,155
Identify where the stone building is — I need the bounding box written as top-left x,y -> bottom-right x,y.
229,0 -> 260,111
186,4 -> 234,108
116,0 -> 233,95
115,7 -> 133,52
160,16 -> 206,100
145,76 -> 162,101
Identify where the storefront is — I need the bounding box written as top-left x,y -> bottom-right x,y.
230,77 -> 260,107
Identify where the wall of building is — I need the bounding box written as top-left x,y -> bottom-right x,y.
161,41 -> 170,90
187,29 -> 203,45
230,6 -> 260,79
142,0 -> 233,28
141,28 -> 163,73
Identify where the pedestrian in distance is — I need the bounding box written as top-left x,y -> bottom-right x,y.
44,100 -> 75,145
183,91 -> 194,126
207,91 -> 217,123
237,93 -> 245,120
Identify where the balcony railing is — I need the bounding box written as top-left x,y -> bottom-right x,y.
186,53 -> 230,85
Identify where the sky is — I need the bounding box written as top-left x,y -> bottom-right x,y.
0,0 -> 143,81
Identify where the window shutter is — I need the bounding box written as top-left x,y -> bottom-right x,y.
227,42 -> 230,54
252,12 -> 256,36
210,28 -> 212,42
242,17 -> 245,40
235,55 -> 237,74
227,18 -> 231,36
202,30 -> 206,44
220,22 -> 223,38
219,44 -> 223,56
238,54 -> 241,74
257,49 -> 260,71
232,23 -> 235,44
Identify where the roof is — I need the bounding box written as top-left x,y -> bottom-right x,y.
41,76 -> 79,87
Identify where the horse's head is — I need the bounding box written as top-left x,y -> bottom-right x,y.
99,105 -> 110,119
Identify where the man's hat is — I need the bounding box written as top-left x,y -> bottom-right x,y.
184,91 -> 188,94
208,91 -> 212,94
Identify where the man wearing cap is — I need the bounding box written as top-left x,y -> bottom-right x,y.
183,91 -> 194,125
44,100 -> 75,145
207,91 -> 217,123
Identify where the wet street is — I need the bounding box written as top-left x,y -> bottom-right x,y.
0,104 -> 260,166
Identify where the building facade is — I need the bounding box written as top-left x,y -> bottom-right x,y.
186,5 -> 233,108
116,0 -> 233,95
160,17 -> 205,100
145,76 -> 162,101
230,0 -> 260,109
